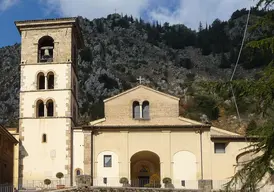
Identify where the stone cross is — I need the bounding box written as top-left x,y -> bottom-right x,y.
137,76 -> 144,84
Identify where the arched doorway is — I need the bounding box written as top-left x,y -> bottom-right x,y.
130,151 -> 160,187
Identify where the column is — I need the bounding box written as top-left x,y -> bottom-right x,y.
45,76 -> 48,90
83,131 -> 92,175
44,103 -> 47,117
161,131 -> 171,178
120,131 -> 129,178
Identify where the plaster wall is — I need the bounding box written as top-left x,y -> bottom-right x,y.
72,130 -> 84,185
20,118 -> 71,182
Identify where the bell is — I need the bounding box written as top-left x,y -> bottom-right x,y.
44,48 -> 50,57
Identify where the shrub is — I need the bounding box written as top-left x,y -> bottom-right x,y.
162,177 -> 171,184
144,174 -> 161,188
119,177 -> 129,186
44,179 -> 51,186
56,172 -> 64,185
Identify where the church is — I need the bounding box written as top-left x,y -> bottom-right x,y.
13,17 -> 261,190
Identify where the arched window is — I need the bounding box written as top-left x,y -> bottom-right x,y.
142,101 -> 150,119
42,134 -> 47,143
46,100 -> 54,117
76,169 -> 81,176
37,72 -> 45,90
38,36 -> 54,63
132,101 -> 140,119
37,100 -> 44,117
47,72 -> 54,89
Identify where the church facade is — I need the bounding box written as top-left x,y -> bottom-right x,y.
73,85 -> 252,189
14,17 -> 264,190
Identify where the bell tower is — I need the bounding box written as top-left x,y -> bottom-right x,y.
15,18 -> 84,188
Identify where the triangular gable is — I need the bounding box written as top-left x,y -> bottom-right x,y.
103,85 -> 180,103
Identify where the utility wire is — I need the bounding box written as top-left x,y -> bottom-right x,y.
229,8 -> 251,125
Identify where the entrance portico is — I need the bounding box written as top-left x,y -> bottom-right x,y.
130,151 -> 160,187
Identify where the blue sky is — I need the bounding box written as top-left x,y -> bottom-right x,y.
0,0 -> 256,48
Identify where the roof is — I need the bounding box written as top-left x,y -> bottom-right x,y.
0,125 -> 18,144
14,17 -> 84,48
14,17 -> 78,24
87,116 -> 210,128
104,85 -> 180,103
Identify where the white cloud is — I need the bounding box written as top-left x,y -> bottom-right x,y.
42,0 -> 257,30
148,0 -> 257,29
42,0 -> 149,19
0,0 -> 18,11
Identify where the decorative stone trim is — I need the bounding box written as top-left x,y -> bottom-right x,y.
83,132 -> 92,175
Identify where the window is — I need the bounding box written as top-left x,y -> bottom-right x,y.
42,134 -> 47,143
46,100 -> 54,117
47,72 -> 54,89
37,100 -> 44,117
103,155 -> 112,167
38,36 -> 54,63
142,101 -> 150,119
132,101 -> 140,119
76,169 -> 81,176
37,72 -> 45,90
214,143 -> 226,153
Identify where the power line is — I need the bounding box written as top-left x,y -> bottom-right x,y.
229,7 -> 251,124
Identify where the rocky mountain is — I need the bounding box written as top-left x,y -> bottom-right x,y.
0,8 -> 272,132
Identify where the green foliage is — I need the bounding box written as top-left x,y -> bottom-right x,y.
246,119 -> 258,135
219,52 -> 231,68
80,47 -> 93,62
185,95 -> 220,120
216,1 -> 274,190
98,74 -> 119,89
162,177 -> 172,184
144,174 -> 161,188
56,172 -> 64,179
44,179 -> 51,185
119,177 -> 129,185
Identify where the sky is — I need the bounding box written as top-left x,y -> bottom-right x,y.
0,0 -> 257,48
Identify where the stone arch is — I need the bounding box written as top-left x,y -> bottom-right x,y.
142,100 -> 150,119
37,72 -> 45,90
46,99 -> 54,117
132,101 -> 140,119
96,151 -> 119,186
38,35 -> 54,62
130,151 -> 160,187
36,100 -> 44,117
173,150 -> 197,188
46,71 -> 55,89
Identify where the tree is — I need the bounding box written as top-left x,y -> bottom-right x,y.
205,1 -> 274,190
44,179 -> 51,188
56,172 -> 64,185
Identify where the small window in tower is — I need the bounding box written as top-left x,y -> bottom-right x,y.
46,100 -> 54,117
42,134 -> 47,143
47,72 -> 54,89
37,100 -> 44,117
38,36 -> 54,63
37,72 -> 45,90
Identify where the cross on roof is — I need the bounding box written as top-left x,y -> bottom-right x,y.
137,76 -> 145,84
